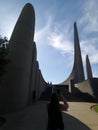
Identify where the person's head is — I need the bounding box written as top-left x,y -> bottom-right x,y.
50,93 -> 59,106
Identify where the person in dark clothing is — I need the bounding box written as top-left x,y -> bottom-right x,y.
32,90 -> 36,102
47,93 -> 64,130
57,89 -> 69,111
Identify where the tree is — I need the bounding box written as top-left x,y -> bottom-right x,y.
0,35 -> 9,77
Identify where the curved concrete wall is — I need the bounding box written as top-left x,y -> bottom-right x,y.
28,42 -> 37,104
38,69 -> 46,98
28,42 -> 36,104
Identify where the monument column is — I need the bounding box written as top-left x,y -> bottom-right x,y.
0,3 -> 35,113
86,55 -> 93,79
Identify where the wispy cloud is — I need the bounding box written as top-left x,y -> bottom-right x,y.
47,23 -> 75,69
35,15 -> 52,44
48,26 -> 98,66
35,0 -> 98,67
79,0 -> 98,33
0,2 -> 19,39
0,16 -> 16,39
48,32 -> 73,55
80,38 -> 98,64
78,0 -> 98,65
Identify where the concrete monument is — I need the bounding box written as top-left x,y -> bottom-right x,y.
0,2 -> 98,115
54,22 -> 98,101
59,22 -> 85,94
0,3 -> 35,113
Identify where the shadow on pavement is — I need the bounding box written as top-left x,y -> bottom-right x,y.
0,102 -> 92,130
62,112 -> 91,130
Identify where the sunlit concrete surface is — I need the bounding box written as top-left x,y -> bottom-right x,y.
63,102 -> 98,130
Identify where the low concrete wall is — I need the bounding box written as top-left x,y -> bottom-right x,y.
75,78 -> 98,98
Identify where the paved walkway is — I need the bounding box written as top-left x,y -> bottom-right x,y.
0,101 -> 98,130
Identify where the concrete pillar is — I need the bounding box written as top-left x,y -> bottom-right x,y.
69,80 -> 74,93
73,22 -> 85,83
86,55 -> 93,79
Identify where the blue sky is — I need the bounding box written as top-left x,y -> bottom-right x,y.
0,0 -> 98,84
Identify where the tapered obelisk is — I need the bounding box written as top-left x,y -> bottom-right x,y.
61,22 -> 85,86
86,55 -> 93,79
0,3 -> 35,113
73,22 -> 85,83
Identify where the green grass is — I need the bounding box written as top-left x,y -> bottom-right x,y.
93,105 -> 98,113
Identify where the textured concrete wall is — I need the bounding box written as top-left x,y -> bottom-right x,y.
35,61 -> 39,100
0,3 -> 35,113
28,42 -> 37,104
28,41 -> 46,102
38,69 -> 46,98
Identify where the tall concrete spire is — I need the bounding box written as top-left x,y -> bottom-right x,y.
73,22 -> 85,83
60,22 -> 85,86
86,55 -> 93,79
0,3 -> 35,113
